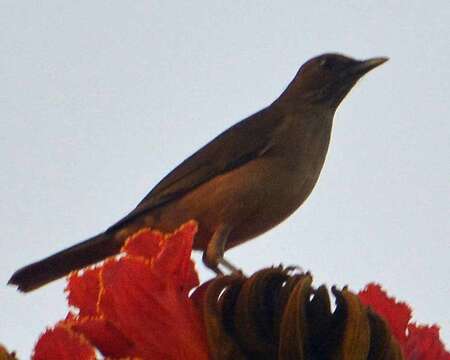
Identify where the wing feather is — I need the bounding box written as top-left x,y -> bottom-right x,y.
108,106 -> 282,230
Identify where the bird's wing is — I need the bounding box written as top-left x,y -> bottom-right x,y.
108,107 -> 282,231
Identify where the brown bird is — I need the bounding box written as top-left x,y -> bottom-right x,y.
9,53 -> 387,292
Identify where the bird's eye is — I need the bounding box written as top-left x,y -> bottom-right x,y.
319,58 -> 335,70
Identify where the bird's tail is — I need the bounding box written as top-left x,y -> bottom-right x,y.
8,232 -> 121,292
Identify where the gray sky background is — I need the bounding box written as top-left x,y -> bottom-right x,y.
1,1 -> 449,357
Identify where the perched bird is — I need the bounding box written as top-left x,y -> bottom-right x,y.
9,53 -> 387,292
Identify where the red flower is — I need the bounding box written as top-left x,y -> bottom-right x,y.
358,284 -> 450,360
31,222 -> 449,359
33,221 -> 208,360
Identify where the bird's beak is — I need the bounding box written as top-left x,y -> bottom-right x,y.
347,57 -> 389,78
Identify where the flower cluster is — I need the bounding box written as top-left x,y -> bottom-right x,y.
11,221 -> 448,359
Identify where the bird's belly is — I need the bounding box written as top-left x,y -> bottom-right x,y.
150,156 -> 320,250
226,166 -> 318,248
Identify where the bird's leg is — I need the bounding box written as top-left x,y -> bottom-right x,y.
219,257 -> 241,273
203,224 -> 240,275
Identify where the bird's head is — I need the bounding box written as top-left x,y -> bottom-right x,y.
279,53 -> 388,109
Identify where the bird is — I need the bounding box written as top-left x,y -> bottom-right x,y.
9,53 -> 387,292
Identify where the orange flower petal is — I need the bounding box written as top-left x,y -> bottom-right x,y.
404,325 -> 450,360
122,228 -> 164,258
66,267 -> 101,317
33,326 -> 96,360
68,317 -> 134,358
153,221 -> 199,291
98,257 -> 208,360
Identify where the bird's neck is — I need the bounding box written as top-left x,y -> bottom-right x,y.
273,88 -> 339,117
272,96 -> 337,123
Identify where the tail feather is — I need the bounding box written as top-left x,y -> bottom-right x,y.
8,233 -> 120,292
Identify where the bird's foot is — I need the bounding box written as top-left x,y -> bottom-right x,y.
202,252 -> 244,277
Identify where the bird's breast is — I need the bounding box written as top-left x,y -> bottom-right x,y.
226,115 -> 334,247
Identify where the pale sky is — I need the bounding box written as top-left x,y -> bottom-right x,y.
1,1 -> 449,357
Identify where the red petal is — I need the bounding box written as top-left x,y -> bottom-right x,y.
404,325 -> 450,360
66,267 -> 101,317
122,228 -> 164,258
69,317 -> 134,358
153,221 -> 199,291
98,257 -> 208,360
358,283 -> 412,345
33,326 -> 96,360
